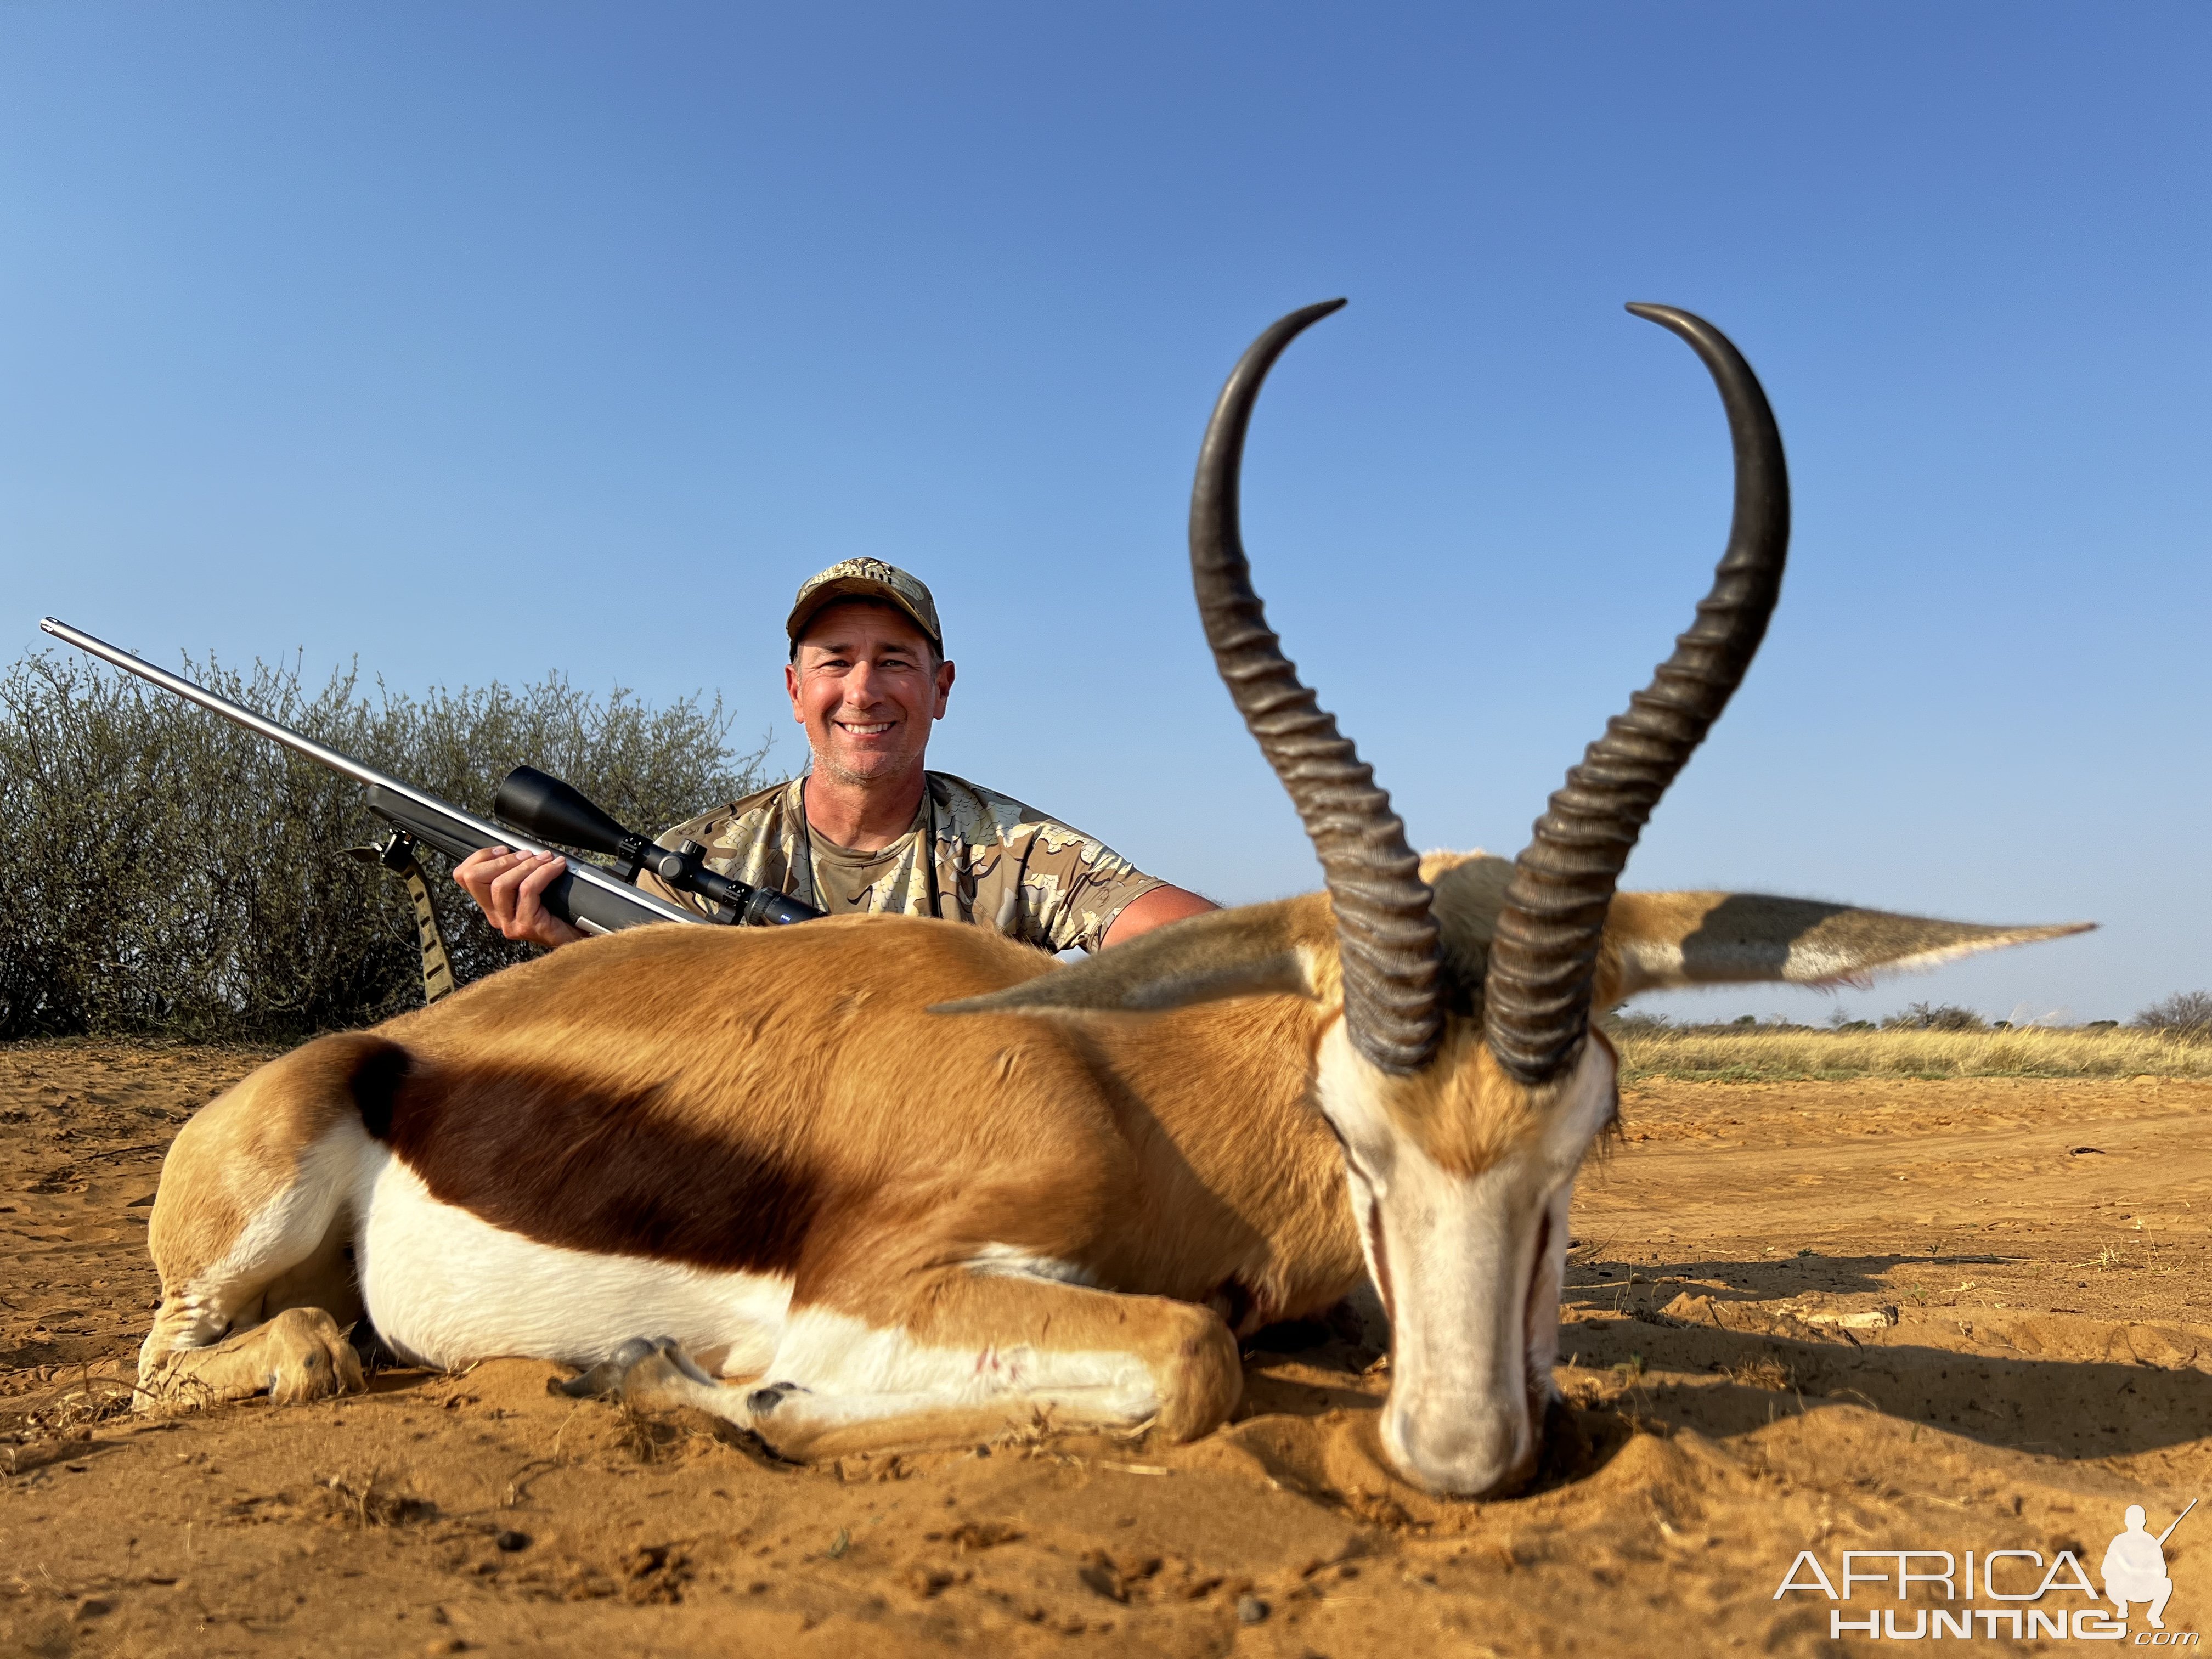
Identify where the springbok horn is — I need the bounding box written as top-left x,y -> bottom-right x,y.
1190,300 -> 1443,1075
1483,303 -> 1790,1085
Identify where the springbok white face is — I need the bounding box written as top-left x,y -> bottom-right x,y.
1317,1024 -> 1616,1495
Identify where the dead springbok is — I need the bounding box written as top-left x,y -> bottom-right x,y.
134,302 -> 2086,1497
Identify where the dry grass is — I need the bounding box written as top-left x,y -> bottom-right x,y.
1721,1353 -> 1803,1392
1613,1024 -> 2212,1082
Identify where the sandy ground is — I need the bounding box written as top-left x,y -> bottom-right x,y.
4,1043 -> 2210,1657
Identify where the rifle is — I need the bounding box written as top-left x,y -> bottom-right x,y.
40,619 -> 823,1001
2158,1499 -> 2197,1546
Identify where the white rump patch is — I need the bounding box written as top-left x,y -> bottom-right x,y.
356,1154 -> 792,1375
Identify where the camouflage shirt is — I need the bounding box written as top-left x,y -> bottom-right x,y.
639,772 -> 1164,954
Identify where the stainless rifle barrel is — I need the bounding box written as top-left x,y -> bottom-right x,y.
37,617 -> 700,928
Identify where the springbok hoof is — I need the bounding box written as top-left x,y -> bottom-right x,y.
553,1336 -> 659,1398
262,1307 -> 367,1406
551,1336 -> 714,1401
746,1380 -> 810,1417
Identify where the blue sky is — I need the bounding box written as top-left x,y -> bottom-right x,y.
3,4 -> 2204,1022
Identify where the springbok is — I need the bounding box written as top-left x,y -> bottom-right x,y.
134,302 -> 2085,1497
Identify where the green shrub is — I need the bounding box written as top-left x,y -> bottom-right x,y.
0,648 -> 772,1041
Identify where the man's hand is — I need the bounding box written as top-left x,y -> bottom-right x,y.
453,846 -> 588,949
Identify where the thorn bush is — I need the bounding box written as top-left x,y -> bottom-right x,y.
0,647 -> 774,1040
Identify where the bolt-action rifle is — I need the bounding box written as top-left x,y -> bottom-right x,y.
40,619 -> 823,1003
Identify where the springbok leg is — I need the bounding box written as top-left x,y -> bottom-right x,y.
136,1034 -> 381,1410
596,1269 -> 1240,1460
137,1305 -> 365,1411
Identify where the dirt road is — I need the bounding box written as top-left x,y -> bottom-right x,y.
5,1043 -> 2209,1656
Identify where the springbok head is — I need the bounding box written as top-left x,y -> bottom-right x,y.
955,301 -> 2086,1497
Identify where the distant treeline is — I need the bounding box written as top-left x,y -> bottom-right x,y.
1608,994 -> 2211,1040
0,648 -> 772,1042
1600,993 -> 2212,1083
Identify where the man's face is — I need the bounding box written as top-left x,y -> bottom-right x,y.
785,600 -> 954,787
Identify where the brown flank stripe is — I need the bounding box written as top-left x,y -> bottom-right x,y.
349,1039 -> 819,1274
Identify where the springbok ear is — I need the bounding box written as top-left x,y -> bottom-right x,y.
931,900 -> 1318,1018
1598,891 -> 2095,1003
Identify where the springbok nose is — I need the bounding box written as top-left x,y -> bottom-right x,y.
1383,1395 -> 1538,1498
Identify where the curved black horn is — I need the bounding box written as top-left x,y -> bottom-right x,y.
1484,304 -> 1791,1085
1190,300 -> 1442,1075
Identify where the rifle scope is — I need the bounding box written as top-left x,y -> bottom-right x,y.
494,766 -> 822,928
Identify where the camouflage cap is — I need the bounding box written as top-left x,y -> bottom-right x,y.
786,559 -> 944,654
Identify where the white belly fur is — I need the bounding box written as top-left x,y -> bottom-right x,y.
356,1149 -> 791,1375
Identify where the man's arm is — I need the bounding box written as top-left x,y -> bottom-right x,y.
1102,884 -> 1219,947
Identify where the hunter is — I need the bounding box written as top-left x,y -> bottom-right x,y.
454,558 -> 1217,951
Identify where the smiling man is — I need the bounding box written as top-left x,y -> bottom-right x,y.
456,558 -> 1217,952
